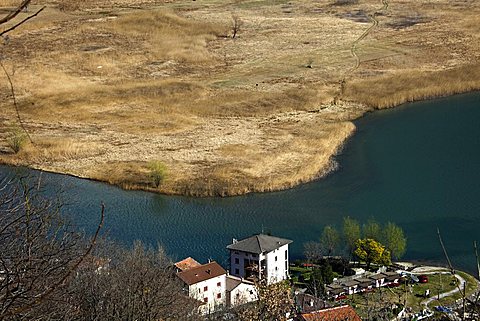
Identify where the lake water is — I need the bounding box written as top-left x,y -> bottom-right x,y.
1,92 -> 479,273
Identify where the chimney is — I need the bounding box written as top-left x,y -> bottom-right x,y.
233,238 -> 238,244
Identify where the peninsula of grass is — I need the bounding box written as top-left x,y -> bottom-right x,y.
1,0 -> 480,196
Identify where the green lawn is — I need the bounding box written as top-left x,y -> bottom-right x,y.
343,272 -> 476,317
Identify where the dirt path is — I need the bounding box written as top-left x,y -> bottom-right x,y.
335,0 -> 389,102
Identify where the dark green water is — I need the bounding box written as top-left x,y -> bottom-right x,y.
1,92 -> 479,272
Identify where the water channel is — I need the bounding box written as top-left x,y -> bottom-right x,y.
1,92 -> 479,273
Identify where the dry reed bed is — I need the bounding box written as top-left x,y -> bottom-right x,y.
1,0 -> 479,196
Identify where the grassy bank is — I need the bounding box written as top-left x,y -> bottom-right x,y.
1,0 -> 479,196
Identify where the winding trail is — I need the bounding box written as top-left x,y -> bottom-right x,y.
420,272 -> 466,307
335,0 -> 389,102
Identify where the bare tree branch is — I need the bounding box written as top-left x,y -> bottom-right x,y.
1,204 -> 105,319
437,228 -> 468,321
0,0 -> 32,26
437,227 -> 454,273
0,59 -> 33,145
0,6 -> 45,37
475,241 -> 480,281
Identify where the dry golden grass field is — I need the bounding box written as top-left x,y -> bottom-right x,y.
1,0 -> 479,196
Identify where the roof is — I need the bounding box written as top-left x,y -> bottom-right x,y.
341,280 -> 360,287
226,275 -> 254,292
177,261 -> 226,286
326,285 -> 345,295
226,234 -> 293,254
382,271 -> 401,282
226,275 -> 242,292
356,277 -> 374,285
174,257 -> 201,271
300,305 -> 361,321
370,273 -> 386,280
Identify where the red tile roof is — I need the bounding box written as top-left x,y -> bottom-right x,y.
301,305 -> 362,321
177,261 -> 226,286
175,257 -> 201,271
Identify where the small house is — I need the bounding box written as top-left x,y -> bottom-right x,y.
225,275 -> 257,307
382,271 -> 401,285
341,279 -> 360,295
356,277 -> 375,292
326,284 -> 345,299
369,273 -> 386,288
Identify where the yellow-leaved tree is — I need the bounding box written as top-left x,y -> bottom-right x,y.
354,238 -> 391,269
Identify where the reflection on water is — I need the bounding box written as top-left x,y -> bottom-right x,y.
1,92 -> 479,273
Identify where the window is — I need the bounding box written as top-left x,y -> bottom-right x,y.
204,286 -> 208,292
217,293 -> 222,299
204,297 -> 208,303
285,261 -> 288,270
275,256 -> 278,262
252,253 -> 257,258
235,258 -> 239,264
217,282 -> 221,287
235,268 -> 239,275
285,249 -> 288,258
275,267 -> 278,271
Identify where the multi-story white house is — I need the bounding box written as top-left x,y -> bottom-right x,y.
227,234 -> 292,285
176,260 -> 227,315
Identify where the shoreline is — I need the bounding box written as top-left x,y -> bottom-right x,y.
1,89 -> 479,197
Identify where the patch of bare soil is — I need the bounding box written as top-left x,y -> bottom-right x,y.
1,0 -> 479,196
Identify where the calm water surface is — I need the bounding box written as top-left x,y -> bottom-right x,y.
1,92 -> 479,272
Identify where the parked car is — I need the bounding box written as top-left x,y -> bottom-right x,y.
418,275 -> 429,283
435,306 -> 453,313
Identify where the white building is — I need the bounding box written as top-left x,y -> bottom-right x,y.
176,261 -> 227,315
226,275 -> 257,307
227,234 -> 292,285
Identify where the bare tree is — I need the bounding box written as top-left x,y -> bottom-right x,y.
231,14 -> 242,39
68,240 -> 200,321
1,0 -> 46,147
304,241 -> 323,263
0,176 -> 104,320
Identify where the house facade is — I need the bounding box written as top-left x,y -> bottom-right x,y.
176,261 -> 227,314
227,234 -> 292,285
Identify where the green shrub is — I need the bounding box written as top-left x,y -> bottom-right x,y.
148,161 -> 167,188
7,126 -> 27,153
